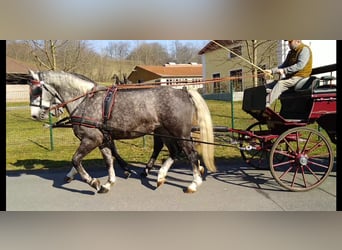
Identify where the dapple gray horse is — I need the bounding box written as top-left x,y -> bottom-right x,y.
29,70 -> 215,193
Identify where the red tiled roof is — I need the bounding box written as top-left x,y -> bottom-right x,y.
198,40 -> 240,55
137,64 -> 202,77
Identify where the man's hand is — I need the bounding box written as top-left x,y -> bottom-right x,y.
274,68 -> 285,79
263,69 -> 273,80
275,68 -> 284,75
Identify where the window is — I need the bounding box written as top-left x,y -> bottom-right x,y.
229,46 -> 242,59
257,65 -> 266,86
212,73 -> 221,93
230,69 -> 242,91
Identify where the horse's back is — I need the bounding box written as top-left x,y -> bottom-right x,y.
116,87 -> 192,110
106,87 -> 195,137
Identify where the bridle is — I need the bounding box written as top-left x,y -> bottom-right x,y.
29,79 -> 63,110
29,78 -> 66,119
29,78 -> 102,115
29,79 -> 44,108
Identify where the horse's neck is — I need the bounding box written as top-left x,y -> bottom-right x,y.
54,76 -> 95,115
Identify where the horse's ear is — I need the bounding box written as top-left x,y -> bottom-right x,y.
29,69 -> 39,80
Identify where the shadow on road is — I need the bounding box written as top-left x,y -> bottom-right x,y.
7,159 -> 152,195
8,157 -> 335,194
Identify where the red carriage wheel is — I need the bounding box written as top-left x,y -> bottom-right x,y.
269,127 -> 334,191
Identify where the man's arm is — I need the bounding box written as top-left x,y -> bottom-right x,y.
281,47 -> 311,75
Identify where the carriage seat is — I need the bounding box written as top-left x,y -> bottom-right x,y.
279,75 -> 336,120
281,75 -> 336,95
312,75 -> 336,94
294,76 -> 318,91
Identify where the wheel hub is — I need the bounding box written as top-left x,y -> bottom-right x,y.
298,154 -> 308,165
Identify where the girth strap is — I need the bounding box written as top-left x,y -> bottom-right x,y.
103,85 -> 118,123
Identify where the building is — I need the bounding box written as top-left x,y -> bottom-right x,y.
6,56 -> 38,84
127,62 -> 203,90
198,40 -> 279,99
6,56 -> 39,102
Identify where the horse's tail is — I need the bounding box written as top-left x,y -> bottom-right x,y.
187,89 -> 216,172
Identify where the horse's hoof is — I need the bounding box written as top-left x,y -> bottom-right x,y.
90,178 -> 101,191
141,167 -> 152,178
199,166 -> 205,176
124,171 -> 131,179
184,187 -> 196,194
157,179 -> 165,187
98,186 -> 110,194
64,176 -> 73,183
184,182 -> 197,193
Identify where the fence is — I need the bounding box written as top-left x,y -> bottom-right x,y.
6,85 -> 30,102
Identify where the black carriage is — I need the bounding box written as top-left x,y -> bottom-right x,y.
212,64 -> 336,191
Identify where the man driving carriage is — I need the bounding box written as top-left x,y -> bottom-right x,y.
264,40 -> 313,107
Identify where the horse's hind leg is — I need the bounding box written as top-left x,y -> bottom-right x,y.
156,157 -> 175,187
108,140 -> 135,178
142,135 -> 164,177
179,141 -> 203,193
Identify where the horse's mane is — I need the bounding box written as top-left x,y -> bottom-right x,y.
70,72 -> 97,85
40,71 -> 96,93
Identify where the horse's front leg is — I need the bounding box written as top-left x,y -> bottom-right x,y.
71,139 -> 101,192
64,167 -> 78,183
98,146 -> 116,193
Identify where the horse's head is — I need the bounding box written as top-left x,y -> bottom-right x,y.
28,70 -> 63,120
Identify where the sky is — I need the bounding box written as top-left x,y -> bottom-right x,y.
88,40 -> 209,53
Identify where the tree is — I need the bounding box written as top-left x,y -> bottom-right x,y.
105,41 -> 131,80
169,40 -> 202,63
6,41 -> 33,62
127,42 -> 170,65
243,40 -> 278,87
105,41 -> 130,60
26,40 -> 95,72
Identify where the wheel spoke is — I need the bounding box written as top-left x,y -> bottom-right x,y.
300,165 -> 307,188
304,164 -> 321,182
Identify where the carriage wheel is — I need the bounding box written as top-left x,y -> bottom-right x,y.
239,122 -> 274,169
269,127 -> 334,191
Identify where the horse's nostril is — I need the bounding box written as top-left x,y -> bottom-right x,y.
32,115 -> 37,120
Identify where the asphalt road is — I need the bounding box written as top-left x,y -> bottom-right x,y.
6,160 -> 337,211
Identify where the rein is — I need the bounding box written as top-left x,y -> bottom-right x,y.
47,87 -> 104,112
45,118 -> 240,149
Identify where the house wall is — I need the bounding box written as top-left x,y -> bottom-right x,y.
6,85 -> 29,102
201,40 -> 278,96
128,70 -> 159,83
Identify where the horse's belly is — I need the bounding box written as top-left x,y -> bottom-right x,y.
110,122 -> 159,139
